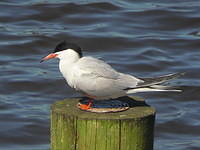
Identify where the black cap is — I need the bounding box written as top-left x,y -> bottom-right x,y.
54,41 -> 82,57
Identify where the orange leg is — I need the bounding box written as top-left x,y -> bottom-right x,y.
79,99 -> 93,110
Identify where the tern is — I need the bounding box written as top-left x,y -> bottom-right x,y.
41,41 -> 183,110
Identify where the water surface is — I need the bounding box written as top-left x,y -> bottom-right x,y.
0,0 -> 200,150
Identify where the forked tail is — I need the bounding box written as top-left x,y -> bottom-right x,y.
126,72 -> 184,94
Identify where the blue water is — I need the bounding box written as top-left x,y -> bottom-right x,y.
0,0 -> 200,150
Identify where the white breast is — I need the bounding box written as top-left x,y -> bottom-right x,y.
57,49 -> 81,89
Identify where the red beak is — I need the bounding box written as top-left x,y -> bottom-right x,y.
40,53 -> 58,63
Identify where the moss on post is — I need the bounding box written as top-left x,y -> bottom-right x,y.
51,97 -> 156,150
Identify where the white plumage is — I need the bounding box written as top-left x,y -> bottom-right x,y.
55,48 -> 182,100
41,41 -> 183,101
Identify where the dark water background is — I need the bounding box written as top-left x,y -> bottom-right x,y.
1,0 -> 200,150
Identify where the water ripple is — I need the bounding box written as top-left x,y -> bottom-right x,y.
0,1 -> 200,150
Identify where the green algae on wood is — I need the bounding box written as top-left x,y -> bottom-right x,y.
51,96 -> 156,150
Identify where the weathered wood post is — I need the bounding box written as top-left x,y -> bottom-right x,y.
51,97 -> 156,150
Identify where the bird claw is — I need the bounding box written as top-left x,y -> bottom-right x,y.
79,100 -> 93,110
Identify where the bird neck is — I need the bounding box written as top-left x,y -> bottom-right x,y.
58,50 -> 80,80
57,49 -> 80,64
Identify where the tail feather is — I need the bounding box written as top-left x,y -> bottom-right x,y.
126,85 -> 182,94
125,72 -> 184,94
137,72 -> 185,87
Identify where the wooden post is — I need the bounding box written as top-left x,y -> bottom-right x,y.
51,96 -> 156,150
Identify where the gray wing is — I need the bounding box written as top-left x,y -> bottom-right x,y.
75,57 -> 121,79
76,57 -> 142,84
72,57 -> 142,98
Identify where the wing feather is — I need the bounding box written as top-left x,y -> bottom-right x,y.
75,57 -> 120,79
71,57 -> 142,99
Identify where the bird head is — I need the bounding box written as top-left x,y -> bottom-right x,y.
40,41 -> 82,63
